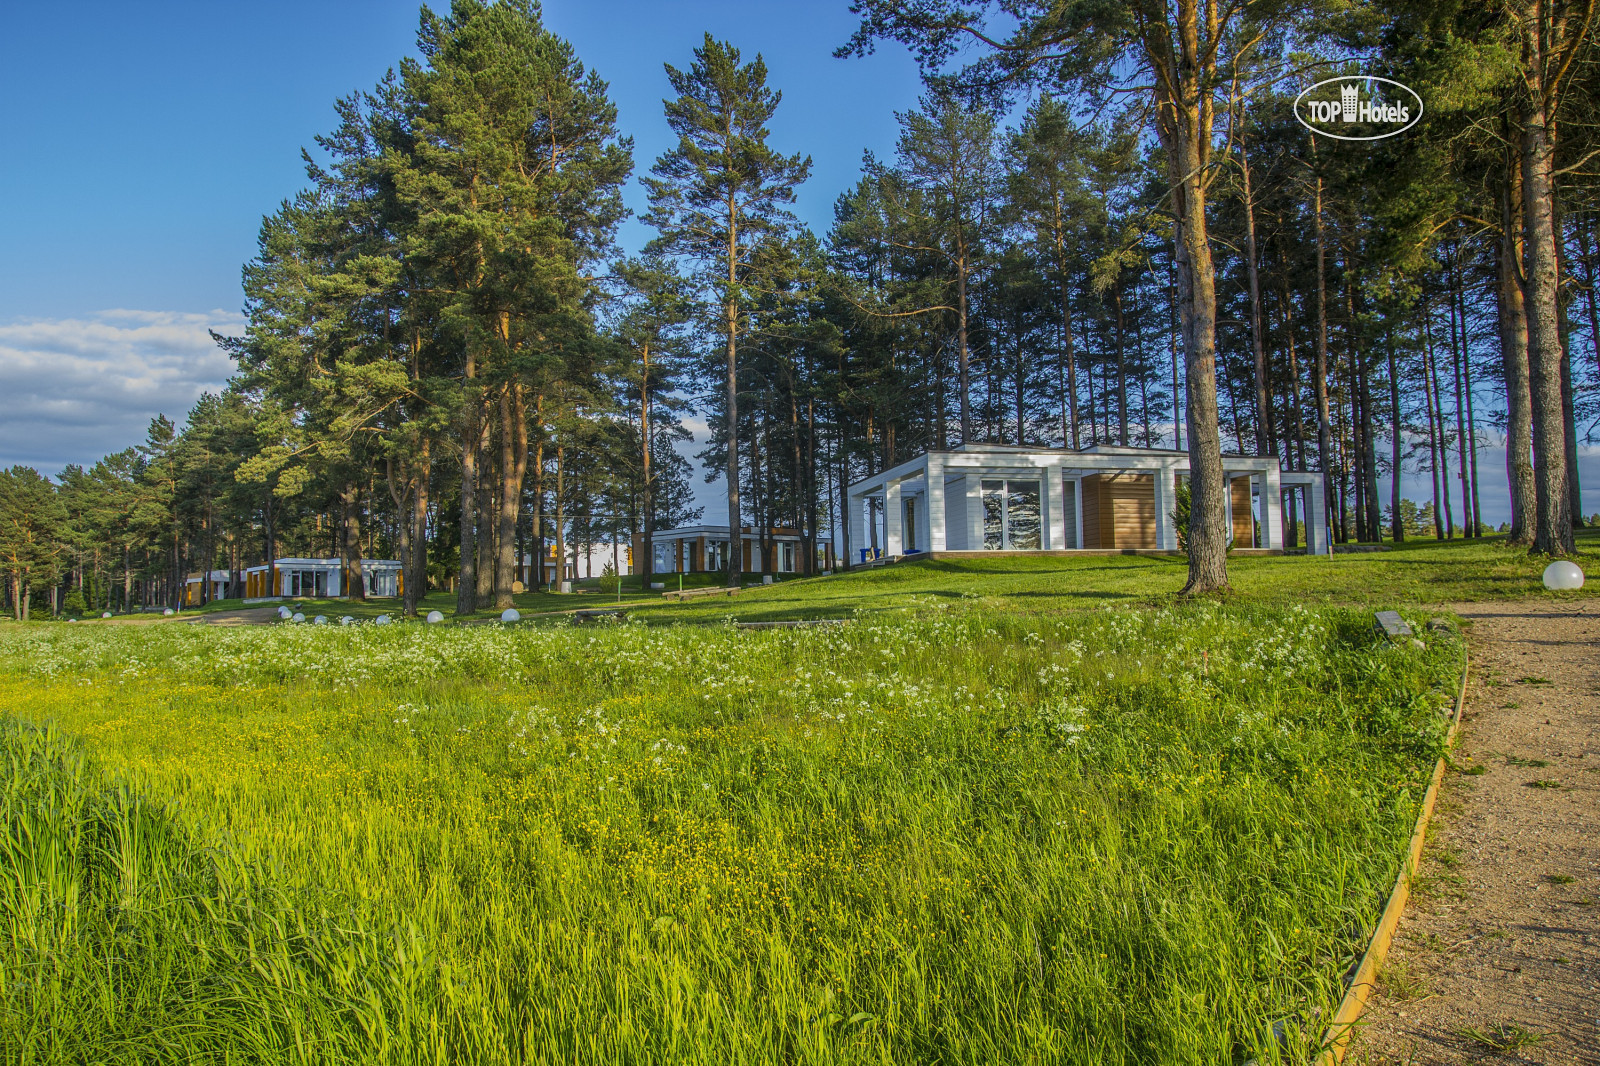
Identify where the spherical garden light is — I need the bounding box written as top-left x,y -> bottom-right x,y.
426,610 -> 444,624
339,616 -> 354,626
291,612 -> 305,623
501,608 -> 521,623
312,615 -> 328,625
1543,560 -> 1585,591
278,606 -> 293,620
163,608 -> 174,617
101,612 -> 112,619
374,614 -> 392,626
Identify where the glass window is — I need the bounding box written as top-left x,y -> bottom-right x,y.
1007,480 -> 1041,550
982,480 -> 1005,550
980,479 -> 1044,550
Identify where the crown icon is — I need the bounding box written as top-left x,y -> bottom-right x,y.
1341,83 -> 1358,121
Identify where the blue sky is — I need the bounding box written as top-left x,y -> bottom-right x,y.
0,0 -> 920,321
0,1 -> 1591,524
0,0 -> 922,494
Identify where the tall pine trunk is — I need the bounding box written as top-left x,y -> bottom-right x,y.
637,351 -> 655,583
475,425 -> 495,603
1498,174 -> 1537,544
1312,175 -> 1336,549
457,347 -> 480,614
342,483 -> 367,600
1427,307 -> 1452,541
1519,14 -> 1575,554
1446,264 -> 1472,536
724,201 -> 744,589
408,441 -> 430,615
1425,307 -> 1456,538
496,383 -> 527,609
1168,144 -> 1229,593
1053,196 -> 1080,448
1239,141 -> 1271,456
1387,331 -> 1404,542
554,443 -> 566,588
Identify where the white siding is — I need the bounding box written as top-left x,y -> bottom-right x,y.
944,477 -> 968,551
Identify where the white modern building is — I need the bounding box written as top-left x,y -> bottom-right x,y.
640,525 -> 837,575
845,444 -> 1328,560
242,558 -> 404,600
182,569 -> 233,605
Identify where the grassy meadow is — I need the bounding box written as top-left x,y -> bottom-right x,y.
1,536 -> 1580,1063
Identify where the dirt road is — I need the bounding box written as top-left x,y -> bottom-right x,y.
1352,601 -> 1600,1064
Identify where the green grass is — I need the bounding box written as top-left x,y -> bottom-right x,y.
29,527 -> 1597,629
1455,1022 -> 1545,1052
623,529 -> 1600,626
0,586 -> 1462,1064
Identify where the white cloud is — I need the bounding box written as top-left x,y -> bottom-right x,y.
0,309 -> 243,474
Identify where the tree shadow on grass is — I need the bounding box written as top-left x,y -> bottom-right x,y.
1006,589 -> 1136,600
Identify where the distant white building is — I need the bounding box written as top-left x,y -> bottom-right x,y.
845,443 -> 1327,560
520,543 -> 634,585
182,569 -> 233,606
242,558 -> 404,600
638,525 -> 836,575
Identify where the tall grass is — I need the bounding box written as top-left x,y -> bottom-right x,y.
0,603 -> 1458,1064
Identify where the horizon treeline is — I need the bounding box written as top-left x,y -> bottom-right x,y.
3,0 -> 1597,618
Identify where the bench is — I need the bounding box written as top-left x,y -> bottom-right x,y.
661,586 -> 742,602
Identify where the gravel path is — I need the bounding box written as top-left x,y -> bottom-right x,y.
1351,601 -> 1600,1065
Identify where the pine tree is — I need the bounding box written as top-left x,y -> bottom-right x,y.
0,467 -> 68,620
611,255 -> 695,582
645,34 -> 811,588
396,0 -> 630,611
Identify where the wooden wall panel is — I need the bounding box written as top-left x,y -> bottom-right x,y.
1108,473 -> 1156,548
1080,475 -> 1103,549
1231,477 -> 1254,546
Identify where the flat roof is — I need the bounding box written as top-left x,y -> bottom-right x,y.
243,558 -> 401,571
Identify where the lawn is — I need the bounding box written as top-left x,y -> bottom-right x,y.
58,529 -> 1595,629
0,537 -> 1491,1065
626,529 -> 1599,625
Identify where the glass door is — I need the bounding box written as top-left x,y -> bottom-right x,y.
980,479 -> 1043,549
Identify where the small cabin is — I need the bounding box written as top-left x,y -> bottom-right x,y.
182,569 -> 233,606
846,444 -> 1327,558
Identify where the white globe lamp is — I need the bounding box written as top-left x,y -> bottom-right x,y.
375,614 -> 392,626
1543,560 -> 1585,591
501,608 -> 521,623
426,610 -> 444,624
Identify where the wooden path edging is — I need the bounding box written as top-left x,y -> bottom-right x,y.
1314,644 -> 1470,1064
